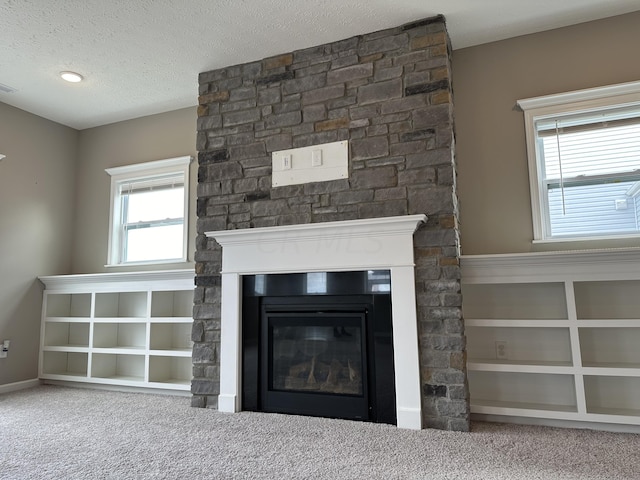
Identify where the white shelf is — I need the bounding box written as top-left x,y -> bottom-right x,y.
38,269 -> 194,393
91,374 -> 146,384
461,248 -> 640,430
149,317 -> 193,323
586,406 -> 640,417
577,319 -> 640,327
150,349 -> 192,356
92,347 -> 147,354
471,399 -> 578,414
468,361 -> 574,374
582,366 -> 640,376
465,319 -> 571,327
43,346 -> 89,353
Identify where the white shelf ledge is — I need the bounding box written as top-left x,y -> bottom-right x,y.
465,319 -> 570,328
39,269 -> 195,292
461,247 -> 640,282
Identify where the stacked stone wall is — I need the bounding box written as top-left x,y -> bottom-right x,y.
193,15 -> 469,431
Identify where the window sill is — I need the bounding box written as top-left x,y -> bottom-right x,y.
533,233 -> 640,244
105,258 -> 191,268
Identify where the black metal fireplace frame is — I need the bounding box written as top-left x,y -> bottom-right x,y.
242,272 -> 397,425
261,306 -> 370,420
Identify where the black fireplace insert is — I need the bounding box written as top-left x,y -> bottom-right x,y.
242,271 -> 396,425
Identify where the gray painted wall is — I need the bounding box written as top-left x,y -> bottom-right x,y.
452,11 -> 640,254
0,102 -> 78,385
72,107 -> 197,274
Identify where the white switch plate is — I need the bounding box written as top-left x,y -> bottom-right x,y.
272,141 -> 348,187
311,149 -> 322,167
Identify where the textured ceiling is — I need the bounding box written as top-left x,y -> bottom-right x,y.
1,0 -> 639,130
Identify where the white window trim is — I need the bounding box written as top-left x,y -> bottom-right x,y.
105,155 -> 193,267
517,80 -> 640,243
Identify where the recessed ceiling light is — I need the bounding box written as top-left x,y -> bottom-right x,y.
60,71 -> 83,83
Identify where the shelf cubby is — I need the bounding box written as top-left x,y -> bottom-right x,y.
584,376 -> 640,417
45,293 -> 91,318
43,322 -> 90,348
42,351 -> 88,376
579,328 -> 640,368
462,282 -> 567,320
149,323 -> 192,351
95,292 -> 148,318
93,323 -> 146,349
151,290 -> 193,317
91,353 -> 145,381
466,326 -> 572,366
468,371 -> 578,412
574,280 -> 640,320
148,356 -> 192,385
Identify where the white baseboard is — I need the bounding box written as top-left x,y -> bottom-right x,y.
0,378 -> 40,395
472,413 -> 640,435
41,380 -> 192,397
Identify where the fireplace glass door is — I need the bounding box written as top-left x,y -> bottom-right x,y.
261,310 -> 369,420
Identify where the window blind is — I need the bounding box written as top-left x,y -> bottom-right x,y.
118,172 -> 184,195
536,107 -> 640,237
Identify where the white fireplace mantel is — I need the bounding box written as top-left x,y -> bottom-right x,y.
205,214 -> 427,429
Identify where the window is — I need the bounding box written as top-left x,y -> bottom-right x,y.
106,156 -> 192,265
518,82 -> 640,242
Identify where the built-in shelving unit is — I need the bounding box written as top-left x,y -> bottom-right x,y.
38,269 -> 194,393
461,248 -> 640,430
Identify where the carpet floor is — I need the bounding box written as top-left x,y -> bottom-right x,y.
1,385 -> 639,479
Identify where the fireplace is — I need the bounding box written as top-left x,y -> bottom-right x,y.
206,215 -> 426,429
194,15 -> 469,431
242,272 -> 396,424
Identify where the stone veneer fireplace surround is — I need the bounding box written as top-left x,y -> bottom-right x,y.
206,215 -> 426,429
193,15 -> 469,431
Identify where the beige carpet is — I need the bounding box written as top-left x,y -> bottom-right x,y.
1,385 -> 638,479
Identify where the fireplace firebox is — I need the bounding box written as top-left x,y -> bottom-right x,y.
242,271 -> 396,425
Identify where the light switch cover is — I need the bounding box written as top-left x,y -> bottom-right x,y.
272,141 -> 348,187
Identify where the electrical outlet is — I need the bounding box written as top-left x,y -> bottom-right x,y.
0,339 -> 8,359
495,340 -> 507,360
